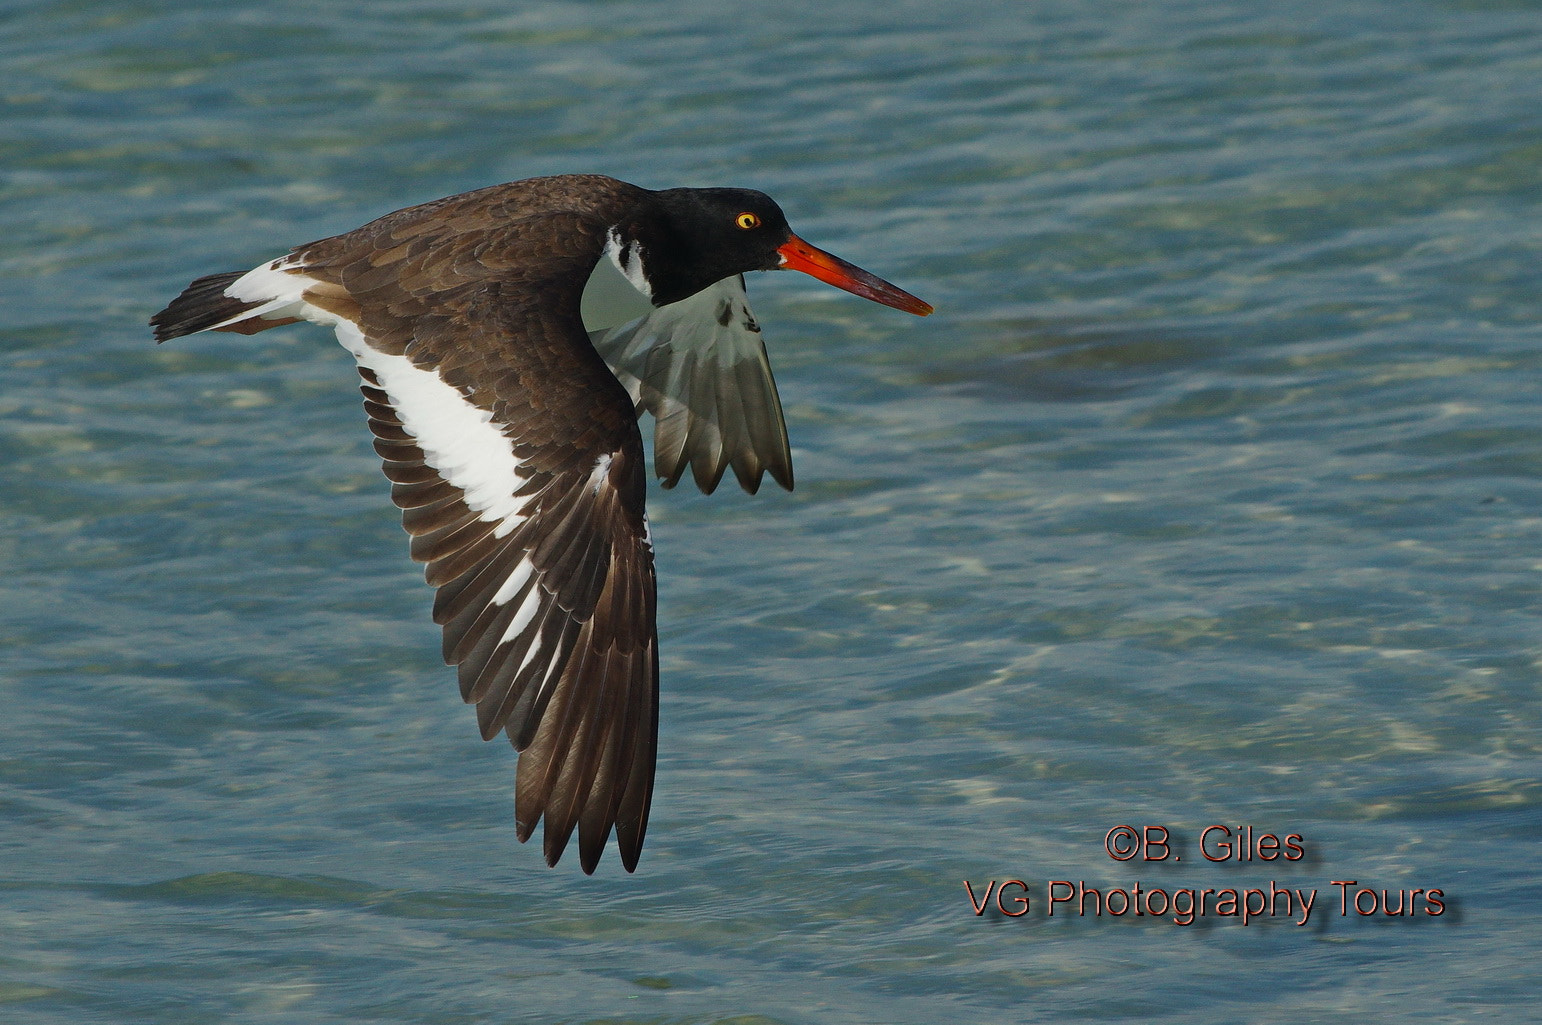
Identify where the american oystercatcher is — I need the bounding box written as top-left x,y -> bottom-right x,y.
151,174 -> 931,873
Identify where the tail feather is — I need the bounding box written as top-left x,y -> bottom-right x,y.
151,270 -> 278,342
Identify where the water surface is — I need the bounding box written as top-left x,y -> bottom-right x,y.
2,0 -> 1539,1021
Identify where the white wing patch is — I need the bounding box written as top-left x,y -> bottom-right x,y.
502,585 -> 543,651
218,254 -> 534,536
169,240 -> 660,873
333,320 -> 532,535
490,557 -> 537,607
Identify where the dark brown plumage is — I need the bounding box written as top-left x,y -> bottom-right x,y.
151,174 -> 929,873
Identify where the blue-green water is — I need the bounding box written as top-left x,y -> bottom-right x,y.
4,0 -> 1539,1021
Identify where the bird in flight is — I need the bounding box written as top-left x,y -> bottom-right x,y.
152,174 -> 931,873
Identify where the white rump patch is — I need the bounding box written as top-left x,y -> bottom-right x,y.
208,255 -> 315,330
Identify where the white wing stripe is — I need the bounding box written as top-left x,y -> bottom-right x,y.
499,575 -> 544,648
515,635 -> 545,676
219,250 -> 534,537
330,319 -> 531,533
490,558 -> 537,607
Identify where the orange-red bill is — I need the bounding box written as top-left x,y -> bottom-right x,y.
776,235 -> 933,316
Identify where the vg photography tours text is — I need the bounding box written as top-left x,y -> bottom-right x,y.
965,825 -> 1450,929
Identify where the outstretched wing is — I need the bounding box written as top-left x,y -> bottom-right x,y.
151,177 -> 668,873
591,275 -> 794,495
293,195 -> 660,874
356,360 -> 656,875
343,304 -> 657,874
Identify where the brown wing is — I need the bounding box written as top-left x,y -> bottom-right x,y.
295,181 -> 661,872
364,362 -> 658,873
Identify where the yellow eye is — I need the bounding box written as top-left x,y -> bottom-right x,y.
735,212 -> 761,230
